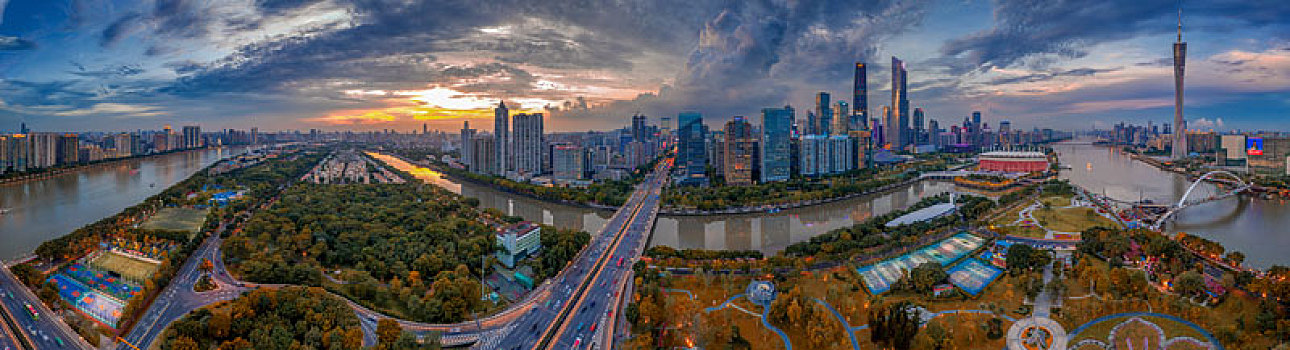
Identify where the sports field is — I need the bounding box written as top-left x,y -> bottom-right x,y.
946,258 -> 1003,296
857,232 -> 986,295
90,251 -> 159,282
49,273 -> 126,328
141,207 -> 208,232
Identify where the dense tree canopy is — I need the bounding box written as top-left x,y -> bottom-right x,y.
161,286 -> 363,350
664,160 -> 951,211
224,182 -> 497,322
869,301 -> 921,350
1005,244 -> 1051,276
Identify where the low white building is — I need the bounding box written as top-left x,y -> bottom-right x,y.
496,221 -> 542,268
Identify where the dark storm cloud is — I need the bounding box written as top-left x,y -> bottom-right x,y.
987,67 -> 1120,85
0,36 -> 35,50
941,0 -> 1290,73
67,63 -> 146,78
548,0 -> 932,129
253,0 -> 327,15
0,80 -> 95,107
162,0 -> 507,96
471,29 -> 638,70
100,12 -> 143,46
161,0 -> 727,99
152,0 -> 212,38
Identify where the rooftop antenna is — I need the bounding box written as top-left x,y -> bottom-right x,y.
1177,0 -> 1184,43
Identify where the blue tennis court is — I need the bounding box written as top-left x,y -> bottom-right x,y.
63,263 -> 142,300
947,258 -> 1003,296
48,274 -> 125,328
857,232 -> 986,295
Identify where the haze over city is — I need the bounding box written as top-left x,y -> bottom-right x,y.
2,0 -> 1289,132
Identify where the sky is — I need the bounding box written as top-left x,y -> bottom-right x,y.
0,0 -> 1288,133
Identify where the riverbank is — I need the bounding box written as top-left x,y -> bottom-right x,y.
371,152 -> 622,211
0,147 -> 219,187
659,175 -> 929,216
1117,146 -> 1290,199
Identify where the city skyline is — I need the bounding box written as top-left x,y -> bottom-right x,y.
1,1 -> 1289,133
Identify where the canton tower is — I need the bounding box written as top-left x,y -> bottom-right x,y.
1171,4 -> 1187,160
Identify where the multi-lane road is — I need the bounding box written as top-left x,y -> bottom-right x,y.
490,158 -> 671,350
0,264 -> 92,350
114,227 -> 249,350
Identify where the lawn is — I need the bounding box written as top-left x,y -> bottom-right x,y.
141,207 -> 209,233
1031,206 -> 1117,233
90,250 -> 160,282
663,275 -> 791,350
654,266 -> 1023,350
995,225 -> 1048,239
1068,315 -> 1209,345
1039,195 -> 1073,208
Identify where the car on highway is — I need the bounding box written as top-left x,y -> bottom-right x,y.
572,336 -> 582,348
616,257 -> 624,267
589,322 -> 597,333
22,303 -> 38,320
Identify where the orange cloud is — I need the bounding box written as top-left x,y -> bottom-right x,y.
309,104 -> 541,127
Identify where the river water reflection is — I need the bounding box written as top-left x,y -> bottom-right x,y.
380,152 -> 959,256
1053,141 -> 1290,269
0,147 -> 246,262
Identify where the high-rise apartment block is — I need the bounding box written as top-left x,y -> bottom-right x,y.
853,62 -> 868,130
760,107 -> 793,183
888,56 -> 909,149
723,117 -> 756,186
552,144 -> 585,181
512,113 -> 544,176
815,92 -> 832,135
494,102 -> 510,173
677,112 -> 707,186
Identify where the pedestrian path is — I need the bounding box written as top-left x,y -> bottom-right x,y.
813,298 -> 861,350
1066,312 -> 1224,350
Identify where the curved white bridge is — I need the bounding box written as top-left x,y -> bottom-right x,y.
1149,170 -> 1253,230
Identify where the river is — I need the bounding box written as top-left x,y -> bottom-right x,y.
18,145 -> 1280,268
1053,141 -> 1290,269
374,154 -> 958,256
0,147 -> 247,262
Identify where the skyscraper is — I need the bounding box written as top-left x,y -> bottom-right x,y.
761,107 -> 793,183
890,57 -> 909,149
913,108 -> 925,145
677,112 -> 707,186
815,92 -> 832,135
494,101 -> 510,174
853,62 -> 867,129
470,135 -> 496,174
832,101 -> 850,134
972,111 -> 983,147
460,121 -> 476,171
552,144 -> 585,181
805,111 -> 817,136
631,114 -> 648,142
723,117 -> 756,186
512,113 -> 544,176
182,126 -> 202,149
57,133 -> 79,165
1172,5 -> 1188,159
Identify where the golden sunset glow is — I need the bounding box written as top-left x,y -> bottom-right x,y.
316,87 -> 546,126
